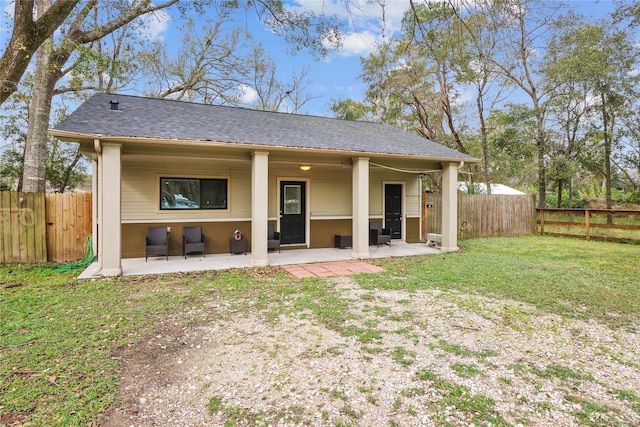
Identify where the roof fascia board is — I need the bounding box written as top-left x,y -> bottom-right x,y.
49,129 -> 480,164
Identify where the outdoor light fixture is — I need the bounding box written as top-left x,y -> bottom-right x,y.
299,164 -> 311,171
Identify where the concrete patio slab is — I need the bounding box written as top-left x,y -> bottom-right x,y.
78,242 -> 442,279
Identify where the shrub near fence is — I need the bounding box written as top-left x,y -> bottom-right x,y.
0,191 -> 92,264
422,193 -> 537,241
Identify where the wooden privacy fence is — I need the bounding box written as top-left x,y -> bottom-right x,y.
538,208 -> 640,242
422,193 -> 537,240
45,192 -> 92,263
0,191 -> 92,263
0,192 -> 47,263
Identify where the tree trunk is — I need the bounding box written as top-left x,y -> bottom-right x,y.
21,0 -> 53,193
601,89 -> 613,224
21,0 -> 179,192
438,65 -> 468,155
568,177 -> 573,208
477,85 -> 491,194
58,148 -> 83,193
557,179 -> 563,208
0,0 -> 80,105
535,113 -> 547,208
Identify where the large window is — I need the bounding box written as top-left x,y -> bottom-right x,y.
160,177 -> 227,210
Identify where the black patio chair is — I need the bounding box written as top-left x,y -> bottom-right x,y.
183,226 -> 205,258
146,227 -> 169,261
268,224 -> 280,252
369,222 -> 391,247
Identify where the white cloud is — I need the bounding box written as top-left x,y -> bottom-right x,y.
291,0 -> 410,57
236,84 -> 258,104
337,30 -> 379,57
137,9 -> 171,42
291,0 -> 407,32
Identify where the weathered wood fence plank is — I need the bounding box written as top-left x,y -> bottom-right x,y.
0,192 -> 48,263
422,193 -> 537,241
45,192 -> 92,263
0,191 -> 92,264
0,192 -> 9,263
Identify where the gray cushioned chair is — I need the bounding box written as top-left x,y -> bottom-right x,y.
146,227 -> 169,261
268,224 -> 280,252
369,222 -> 391,247
183,226 -> 205,258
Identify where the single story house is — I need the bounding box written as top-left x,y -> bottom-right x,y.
50,93 -> 476,276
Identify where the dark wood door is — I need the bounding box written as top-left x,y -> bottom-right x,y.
280,181 -> 306,244
385,184 -> 402,239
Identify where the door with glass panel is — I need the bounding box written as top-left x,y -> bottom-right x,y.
279,181 -> 306,244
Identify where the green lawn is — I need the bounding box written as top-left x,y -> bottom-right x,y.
0,236 -> 638,425
361,236 -> 640,330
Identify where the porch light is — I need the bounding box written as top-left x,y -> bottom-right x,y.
299,164 -> 311,171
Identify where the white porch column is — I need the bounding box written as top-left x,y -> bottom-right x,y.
441,161 -> 459,252
99,142 -> 122,276
251,151 -> 269,266
352,157 -> 370,258
91,157 -> 98,258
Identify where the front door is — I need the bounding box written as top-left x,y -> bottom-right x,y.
385,184 -> 402,239
280,181 -> 306,244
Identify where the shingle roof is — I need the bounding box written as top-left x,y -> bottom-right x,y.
53,93 -> 475,160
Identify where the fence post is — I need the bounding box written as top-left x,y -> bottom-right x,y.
540,209 -> 545,234
531,194 -> 537,234
585,210 -> 591,240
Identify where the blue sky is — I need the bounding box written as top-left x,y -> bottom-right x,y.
0,0 -> 624,118
206,0 -> 620,117
149,0 -> 408,116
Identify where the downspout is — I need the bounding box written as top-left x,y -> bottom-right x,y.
419,173 -> 423,242
95,138 -> 103,272
91,155 -> 98,260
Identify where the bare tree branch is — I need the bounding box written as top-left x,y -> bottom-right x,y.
0,0 -> 81,104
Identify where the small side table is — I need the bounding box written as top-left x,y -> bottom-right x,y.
230,238 -> 247,255
334,234 -> 352,249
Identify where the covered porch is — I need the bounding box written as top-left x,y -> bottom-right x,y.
51,93 -> 475,278
78,242 -> 442,278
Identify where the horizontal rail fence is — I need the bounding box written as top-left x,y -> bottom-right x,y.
538,208 -> 640,242
422,193 -> 536,241
45,192 -> 92,263
0,192 -> 47,263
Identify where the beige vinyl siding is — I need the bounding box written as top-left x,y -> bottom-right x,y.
121,155 -> 251,222
406,175 -> 420,217
369,169 -> 421,217
309,168 -> 352,217
121,155 -> 422,222
269,164 -> 353,218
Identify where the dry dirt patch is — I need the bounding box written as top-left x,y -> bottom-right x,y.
104,276 -> 640,426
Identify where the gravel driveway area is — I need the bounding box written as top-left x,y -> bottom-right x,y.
104,276 -> 640,426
